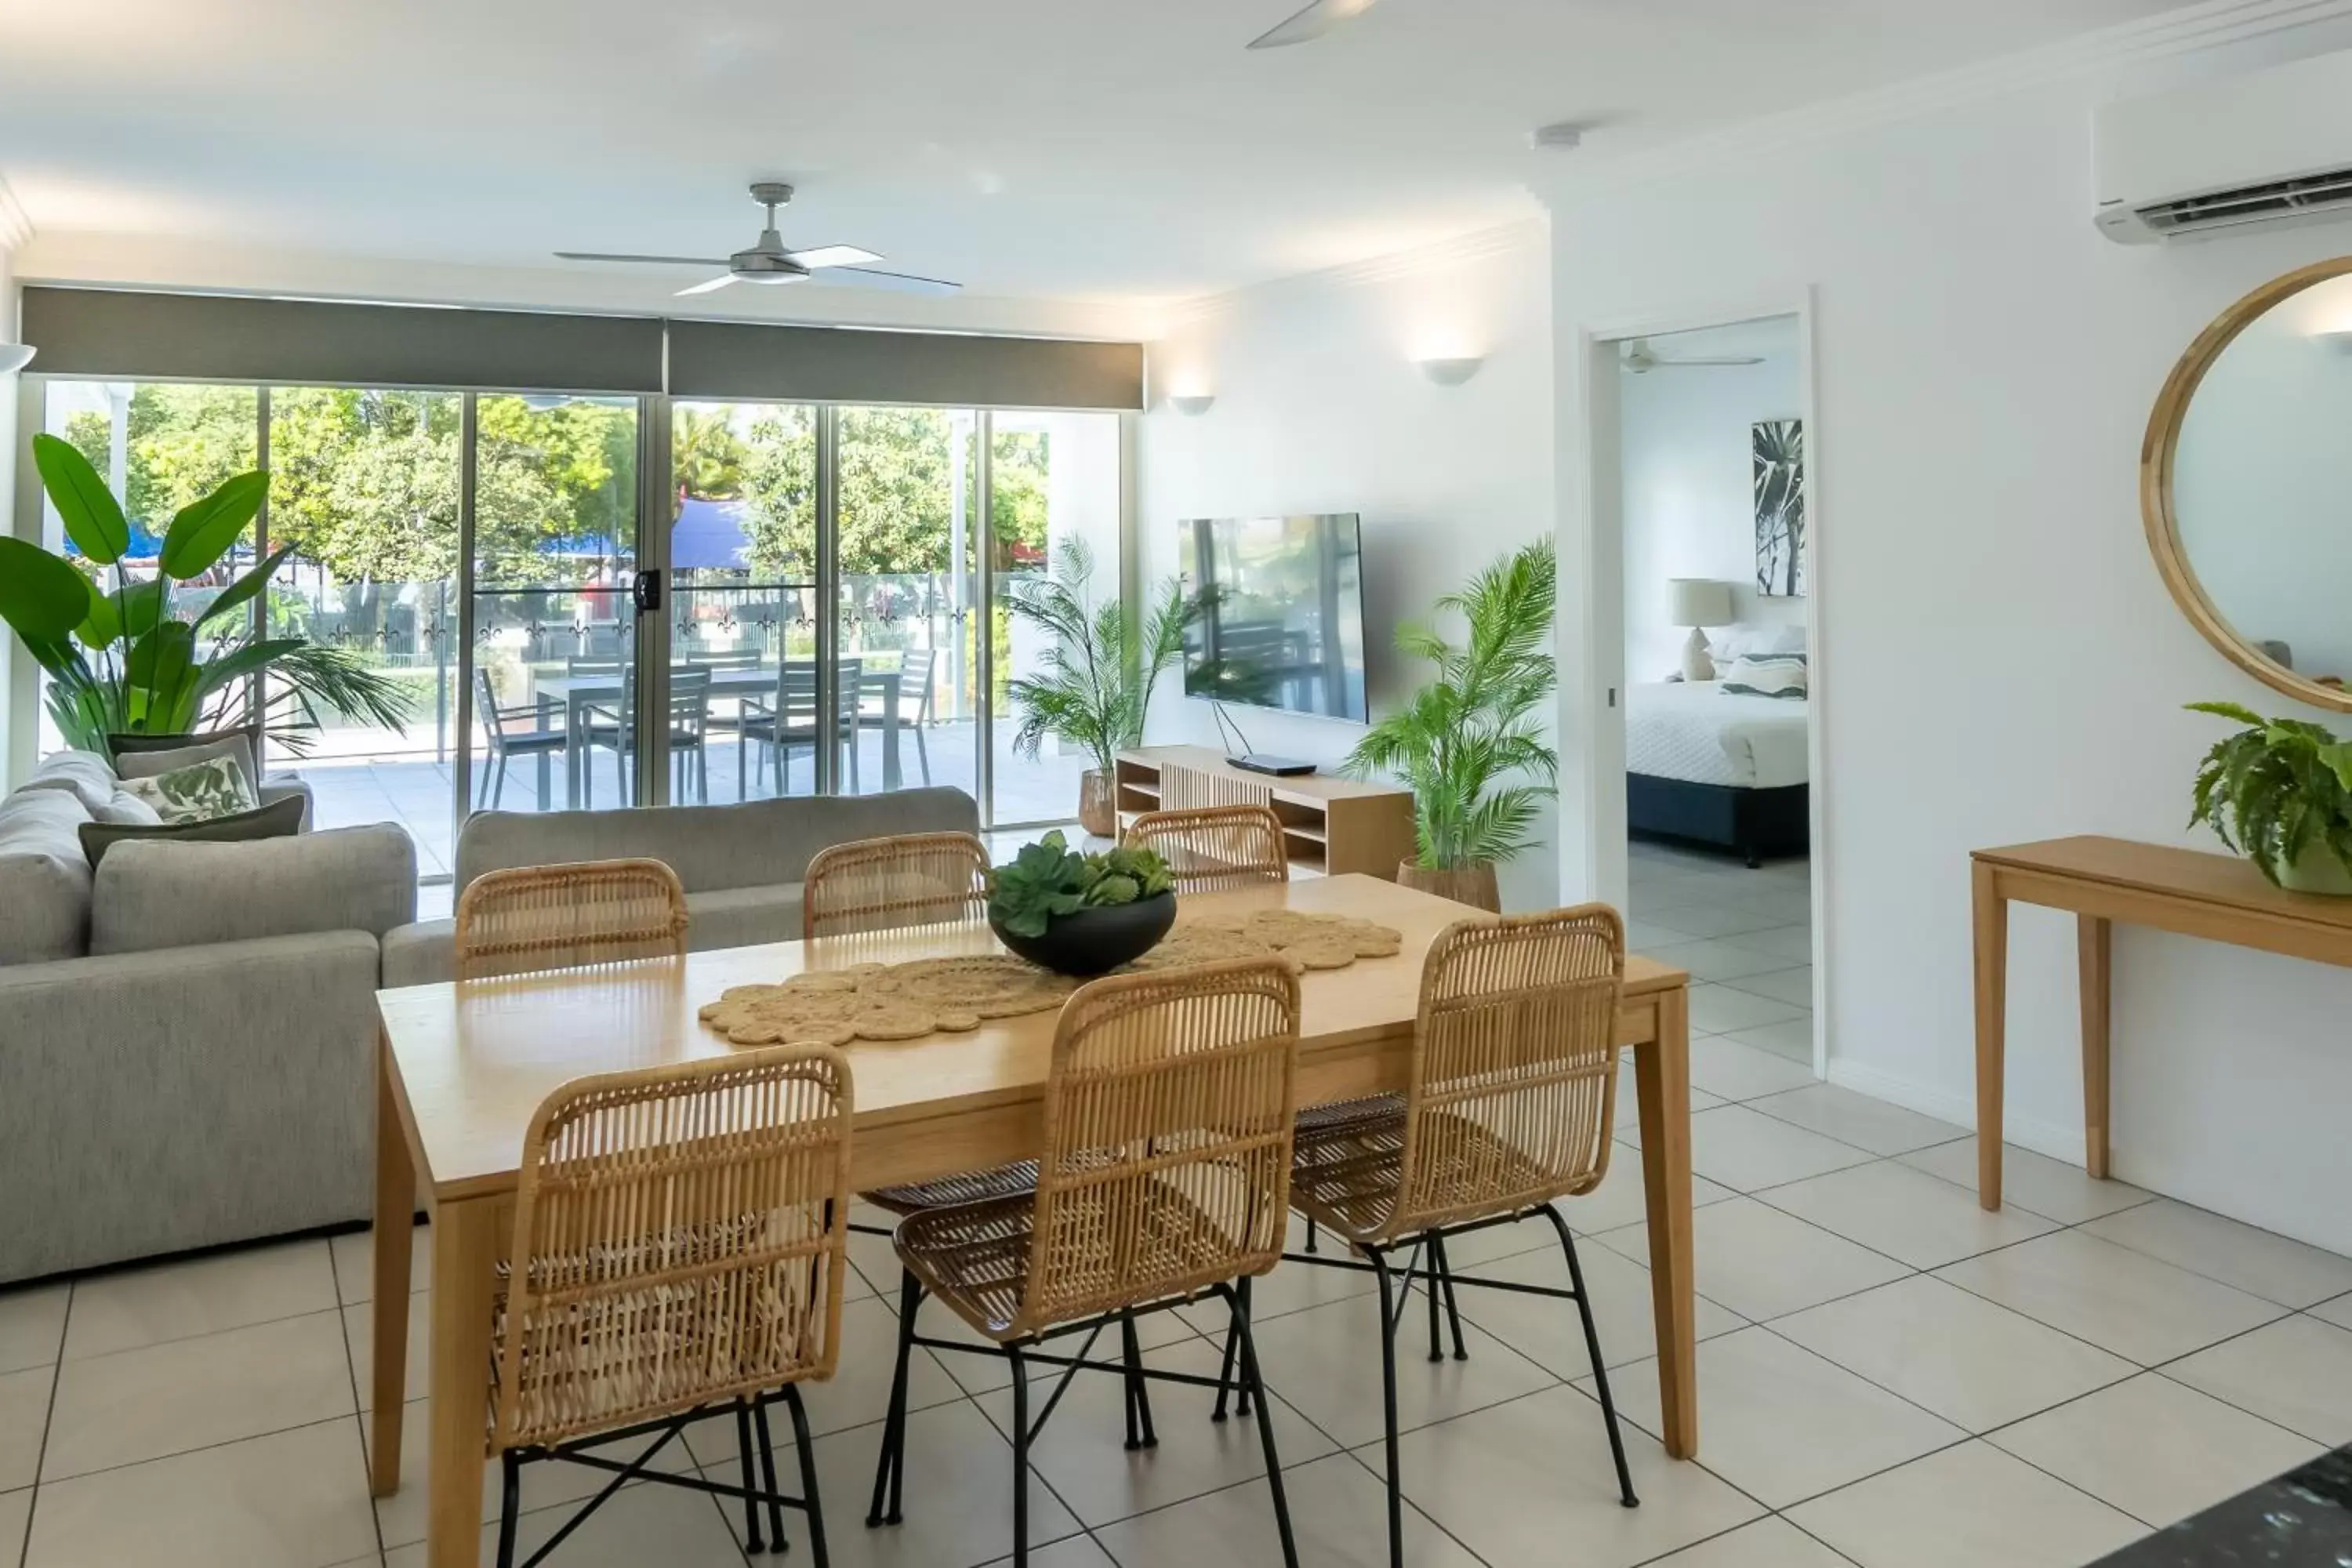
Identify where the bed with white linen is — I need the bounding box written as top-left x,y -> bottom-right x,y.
1625,680 -> 1810,863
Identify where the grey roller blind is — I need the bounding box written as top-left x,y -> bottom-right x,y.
20,287 -> 666,394
665,319 -> 1144,410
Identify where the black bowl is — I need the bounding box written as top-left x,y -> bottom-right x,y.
991,891 -> 1178,977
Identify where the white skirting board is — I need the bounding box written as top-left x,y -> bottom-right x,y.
1824,1058 -> 2089,1170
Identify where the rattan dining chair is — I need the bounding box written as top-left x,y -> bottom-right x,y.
488,1044 -> 854,1568
867,958 -> 1305,1568
454,858 -> 691,981
800,833 -> 1039,1213
1265,906 -> 1640,1568
1121,804 -> 1290,895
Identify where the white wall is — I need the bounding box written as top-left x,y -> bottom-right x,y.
1,238 -> 20,780
1620,331 -> 1806,682
1136,223 -> 1560,910
2172,272 -> 2352,681
1544,20 -> 2352,1254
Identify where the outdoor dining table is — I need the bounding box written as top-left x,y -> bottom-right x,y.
365,873 -> 1703,1568
527,661 -> 902,807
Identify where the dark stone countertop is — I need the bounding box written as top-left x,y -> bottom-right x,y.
2092,1444 -> 2352,1566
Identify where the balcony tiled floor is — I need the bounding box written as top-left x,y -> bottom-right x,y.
7,1064 -> 2345,1567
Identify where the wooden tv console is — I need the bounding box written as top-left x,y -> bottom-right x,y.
1112,746 -> 1418,879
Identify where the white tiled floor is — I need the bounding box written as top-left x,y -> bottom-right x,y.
1628,840 -> 1815,1067
5,839 -> 2347,1568
8,1083 -> 2348,1568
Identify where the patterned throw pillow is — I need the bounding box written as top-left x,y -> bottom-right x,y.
1721,653 -> 1809,699
121,756 -> 260,823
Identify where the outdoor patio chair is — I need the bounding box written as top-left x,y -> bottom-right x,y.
858,646 -> 939,786
582,667 -> 714,805
473,666 -> 568,811
740,659 -> 862,797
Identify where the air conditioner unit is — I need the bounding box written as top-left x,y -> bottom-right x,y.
2093,47 -> 2352,244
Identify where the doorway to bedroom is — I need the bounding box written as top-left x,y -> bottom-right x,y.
1611,315 -> 1818,1069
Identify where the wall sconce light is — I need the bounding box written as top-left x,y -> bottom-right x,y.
1170,393 -> 1217,416
0,343 -> 34,375
1414,355 -> 1484,387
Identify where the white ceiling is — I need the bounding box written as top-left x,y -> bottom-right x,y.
1,0 -> 2183,317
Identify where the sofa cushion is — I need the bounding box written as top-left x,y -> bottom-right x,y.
456,787 -> 982,894
681,883 -> 806,953
113,733 -> 260,802
20,750 -> 119,815
379,881 -> 804,991
79,793 -> 307,869
122,754 -> 260,822
0,789 -> 96,965
90,823 -> 418,956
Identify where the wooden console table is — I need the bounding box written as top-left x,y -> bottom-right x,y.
1115,745 -> 1418,878
1973,834 -> 2352,1210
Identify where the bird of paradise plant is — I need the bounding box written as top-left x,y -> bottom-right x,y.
0,434 -> 412,755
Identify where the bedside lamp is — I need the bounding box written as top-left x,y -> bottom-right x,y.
1668,579 -> 1734,681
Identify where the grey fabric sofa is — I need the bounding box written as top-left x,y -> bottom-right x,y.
0,767 -> 416,1283
0,760 -> 980,1285
380,786 -> 984,987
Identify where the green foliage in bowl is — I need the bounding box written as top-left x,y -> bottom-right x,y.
988,831 -> 1177,938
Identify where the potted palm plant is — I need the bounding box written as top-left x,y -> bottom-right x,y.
1347,536 -> 1558,913
0,434 -> 412,755
2187,701 -> 2352,894
1003,539 -> 1203,837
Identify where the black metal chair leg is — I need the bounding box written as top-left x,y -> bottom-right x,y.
786,1385 -> 833,1568
1423,1233 -> 1444,1363
1305,1215 -> 1320,1254
1235,1272 -> 1255,1419
1008,1343 -> 1032,1568
495,1448 -> 521,1568
1432,1232 -> 1469,1362
1231,1284 -> 1301,1568
755,1398 -> 789,1552
866,1271 -> 920,1527
1368,1247 -> 1406,1568
1544,1207 -> 1638,1508
736,1399 -> 768,1552
1120,1311 -> 1158,1450
1210,1303 -> 1240,1423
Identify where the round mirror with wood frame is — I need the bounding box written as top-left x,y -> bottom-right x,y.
2143,255 -> 2352,713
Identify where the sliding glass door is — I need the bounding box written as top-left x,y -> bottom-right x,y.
465,394 -> 641,817
833,406 -> 982,804
31,377 -> 1128,873
989,412 -> 1125,828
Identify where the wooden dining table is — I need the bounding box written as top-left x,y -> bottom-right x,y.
368,874 -> 1699,1567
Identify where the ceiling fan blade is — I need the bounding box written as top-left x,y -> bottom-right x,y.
1661,355 -> 1767,367
674,274 -> 740,296
1247,0 -> 1377,49
785,245 -> 884,270
817,266 -> 963,296
555,251 -> 731,267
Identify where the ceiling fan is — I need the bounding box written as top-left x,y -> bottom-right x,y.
1248,0 -> 1377,49
1621,338 -> 1767,374
556,183 -> 960,297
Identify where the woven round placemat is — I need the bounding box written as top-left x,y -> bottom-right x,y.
699,910 -> 1405,1046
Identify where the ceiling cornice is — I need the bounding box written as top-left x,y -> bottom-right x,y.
0,174 -> 33,253
1152,216 -> 1548,336
1541,0 -> 2352,199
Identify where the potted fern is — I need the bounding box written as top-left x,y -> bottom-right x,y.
1347,536 -> 1558,913
2187,701 -> 2352,895
1003,539 -> 1204,837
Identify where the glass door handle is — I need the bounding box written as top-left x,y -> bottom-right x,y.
632,569 -> 662,616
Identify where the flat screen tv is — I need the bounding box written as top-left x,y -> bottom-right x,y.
1181,514 -> 1369,724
